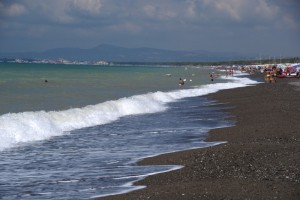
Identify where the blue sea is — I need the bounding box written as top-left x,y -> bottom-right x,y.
0,62 -> 258,199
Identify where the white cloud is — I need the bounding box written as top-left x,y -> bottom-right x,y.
185,0 -> 197,18
201,0 -> 282,23
202,0 -> 244,21
18,0 -> 103,24
1,0 -> 299,55
19,1 -> 75,24
254,0 -> 279,20
71,0 -> 103,15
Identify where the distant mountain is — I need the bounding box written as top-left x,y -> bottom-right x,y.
0,44 -> 246,62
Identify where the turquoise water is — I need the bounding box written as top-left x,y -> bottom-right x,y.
0,62 -> 258,199
0,63 -> 213,114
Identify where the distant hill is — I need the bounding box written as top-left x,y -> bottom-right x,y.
0,44 -> 246,62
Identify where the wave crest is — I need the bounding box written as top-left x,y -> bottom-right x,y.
0,76 -> 258,151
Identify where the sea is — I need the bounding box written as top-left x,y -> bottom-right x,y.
0,62 -> 259,199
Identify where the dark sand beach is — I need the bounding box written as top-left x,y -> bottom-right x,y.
99,76 -> 300,200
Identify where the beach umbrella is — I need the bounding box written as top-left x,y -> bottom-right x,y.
280,65 -> 296,74
287,65 -> 297,73
291,63 -> 300,68
292,64 -> 300,72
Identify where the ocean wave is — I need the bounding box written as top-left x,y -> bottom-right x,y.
0,76 -> 258,151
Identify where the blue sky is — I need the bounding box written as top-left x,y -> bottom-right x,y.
0,0 -> 299,57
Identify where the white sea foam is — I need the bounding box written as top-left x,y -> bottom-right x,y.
0,76 -> 258,151
93,165 -> 183,199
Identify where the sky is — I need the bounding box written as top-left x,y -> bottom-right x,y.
0,0 -> 299,57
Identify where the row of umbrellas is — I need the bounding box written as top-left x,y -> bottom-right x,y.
270,63 -> 300,73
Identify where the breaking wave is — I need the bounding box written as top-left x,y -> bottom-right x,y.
0,76 -> 258,151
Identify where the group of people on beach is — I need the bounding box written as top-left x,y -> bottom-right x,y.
177,63 -> 299,86
264,66 -> 278,83
264,65 -> 300,83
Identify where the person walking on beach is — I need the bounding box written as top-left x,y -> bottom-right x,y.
272,68 -> 277,83
265,71 -> 271,83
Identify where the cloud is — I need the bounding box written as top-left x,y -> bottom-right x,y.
142,3 -> 177,21
0,0 -> 299,55
185,0 -> 197,18
254,0 -> 279,20
71,0 -> 103,15
202,0 -> 244,21
0,0 -> 283,28
0,2 -> 26,17
200,0 -> 282,24
282,14 -> 299,30
9,0 -> 104,25
19,1 -> 75,24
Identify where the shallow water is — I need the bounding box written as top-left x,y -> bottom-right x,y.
0,96 -> 231,200
0,63 -> 214,114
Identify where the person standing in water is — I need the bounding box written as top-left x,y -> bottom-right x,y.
178,78 -> 184,86
209,73 -> 214,81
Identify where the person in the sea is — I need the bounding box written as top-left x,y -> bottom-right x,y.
209,73 -> 214,81
178,78 -> 184,86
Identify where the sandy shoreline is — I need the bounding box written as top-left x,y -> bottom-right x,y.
98,75 -> 300,200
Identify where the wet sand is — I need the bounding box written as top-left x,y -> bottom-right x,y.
98,76 -> 300,200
